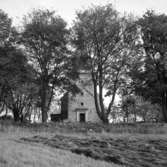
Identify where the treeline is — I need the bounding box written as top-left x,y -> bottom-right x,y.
0,4 -> 167,123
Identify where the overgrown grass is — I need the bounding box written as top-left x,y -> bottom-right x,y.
0,120 -> 120,167
0,121 -> 167,167
1,120 -> 167,134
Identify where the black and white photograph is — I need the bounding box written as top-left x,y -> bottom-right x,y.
0,0 -> 167,166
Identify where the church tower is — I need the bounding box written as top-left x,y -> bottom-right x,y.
66,70 -> 100,122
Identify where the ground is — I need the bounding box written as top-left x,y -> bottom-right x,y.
0,121 -> 167,167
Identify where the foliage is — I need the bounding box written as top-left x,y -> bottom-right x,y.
0,9 -> 12,45
0,45 -> 38,122
72,4 -> 140,123
0,10 -> 38,122
121,95 -> 136,122
21,9 -> 78,122
131,10 -> 167,122
1,7 -> 167,124
136,100 -> 161,122
121,95 -> 161,122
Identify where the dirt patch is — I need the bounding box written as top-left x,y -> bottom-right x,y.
20,134 -> 167,167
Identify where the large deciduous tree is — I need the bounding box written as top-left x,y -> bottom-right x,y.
72,4 -> 140,123
131,11 -> 167,122
21,9 -> 74,122
0,45 -> 38,122
0,9 -> 37,122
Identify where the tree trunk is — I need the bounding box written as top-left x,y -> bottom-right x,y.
126,108 -> 129,123
161,92 -> 167,122
133,105 -> 137,122
143,114 -> 146,122
41,97 -> 48,123
92,73 -> 109,124
98,66 -> 109,123
42,107 -> 48,122
13,107 -> 20,122
41,81 -> 48,123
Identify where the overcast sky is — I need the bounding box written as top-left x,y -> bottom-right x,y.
0,0 -> 167,26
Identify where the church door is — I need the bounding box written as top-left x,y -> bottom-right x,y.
79,113 -> 86,122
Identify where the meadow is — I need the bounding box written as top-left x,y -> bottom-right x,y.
0,121 -> 167,167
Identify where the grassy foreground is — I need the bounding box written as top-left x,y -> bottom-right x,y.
0,121 -> 167,167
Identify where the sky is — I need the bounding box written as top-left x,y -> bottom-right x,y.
0,0 -> 167,26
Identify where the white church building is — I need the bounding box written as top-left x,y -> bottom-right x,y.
51,71 -> 101,123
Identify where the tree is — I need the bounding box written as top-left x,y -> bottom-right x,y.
0,9 -> 11,114
121,95 -> 161,123
72,4 -> 140,123
0,9 -> 12,45
0,45 -> 38,122
132,10 -> 167,122
0,10 -> 37,122
21,9 -> 76,122
121,95 -> 137,122
136,99 -> 161,122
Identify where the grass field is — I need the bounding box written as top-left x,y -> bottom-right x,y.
0,121 -> 167,167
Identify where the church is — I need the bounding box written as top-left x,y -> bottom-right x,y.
51,70 -> 101,123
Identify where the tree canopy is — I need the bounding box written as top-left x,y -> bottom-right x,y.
0,6 -> 167,123
131,10 -> 167,122
21,9 -> 77,122
71,4 -> 141,123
